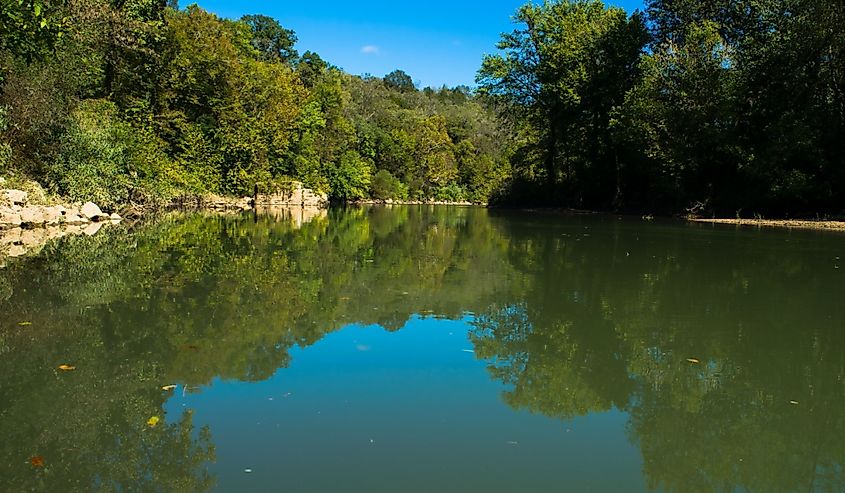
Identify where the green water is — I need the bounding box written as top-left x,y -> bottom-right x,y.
1,206 -> 843,492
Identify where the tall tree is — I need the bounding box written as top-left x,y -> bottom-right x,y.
384,69 -> 415,92
240,14 -> 298,64
478,0 -> 646,206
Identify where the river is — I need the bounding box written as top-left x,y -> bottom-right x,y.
1,205 -> 843,492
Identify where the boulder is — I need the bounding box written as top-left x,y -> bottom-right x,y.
64,213 -> 88,225
0,208 -> 23,228
45,226 -> 67,241
0,227 -> 22,245
44,206 -> 63,225
3,189 -> 27,206
19,207 -> 46,225
80,202 -> 103,220
83,222 -> 103,236
6,244 -> 26,258
20,228 -> 46,247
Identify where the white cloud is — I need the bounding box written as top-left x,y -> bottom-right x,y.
361,45 -> 380,55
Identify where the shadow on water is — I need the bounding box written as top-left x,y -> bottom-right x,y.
0,206 -> 843,492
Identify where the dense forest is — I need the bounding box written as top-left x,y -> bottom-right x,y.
1,0 -> 843,216
478,0 -> 844,215
0,1 -> 510,207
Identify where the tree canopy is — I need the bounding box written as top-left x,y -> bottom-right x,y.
1,0 -> 842,214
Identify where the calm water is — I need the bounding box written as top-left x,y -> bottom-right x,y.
1,206 -> 843,492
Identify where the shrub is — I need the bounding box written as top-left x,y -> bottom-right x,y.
432,183 -> 467,202
50,100 -> 176,208
370,169 -> 408,200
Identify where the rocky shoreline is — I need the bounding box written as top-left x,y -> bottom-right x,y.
353,199 -> 482,206
1,188 -> 125,262
0,181 -> 333,264
690,217 -> 845,232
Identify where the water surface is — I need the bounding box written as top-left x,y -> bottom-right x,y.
1,206 -> 843,492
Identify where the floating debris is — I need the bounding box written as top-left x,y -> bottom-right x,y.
506,441 -> 519,446
147,416 -> 161,427
244,468 -> 253,473
29,456 -> 45,468
18,321 -> 32,326
686,358 -> 701,364
789,400 -> 799,406
57,364 -> 76,372
462,349 -> 475,354
161,385 -> 177,391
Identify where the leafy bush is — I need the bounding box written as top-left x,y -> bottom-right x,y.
0,106 -> 10,174
370,169 -> 408,200
326,151 -> 373,200
50,100 -> 175,208
432,183 -> 467,202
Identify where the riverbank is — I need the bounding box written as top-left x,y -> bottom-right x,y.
353,199 -> 482,206
0,180 -> 337,263
690,218 -> 845,232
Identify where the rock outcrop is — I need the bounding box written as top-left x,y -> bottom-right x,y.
0,190 -> 115,231
255,182 -> 328,208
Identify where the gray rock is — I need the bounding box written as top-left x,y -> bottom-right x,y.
80,202 -> 103,220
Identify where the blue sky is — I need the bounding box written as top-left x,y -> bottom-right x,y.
193,1 -> 645,88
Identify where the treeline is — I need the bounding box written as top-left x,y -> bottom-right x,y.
0,1 -> 510,207
480,0 -> 845,216
2,0 -> 842,215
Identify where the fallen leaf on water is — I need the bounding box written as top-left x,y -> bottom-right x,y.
161,385 -> 177,391
29,456 -> 45,468
147,416 -> 160,427
686,358 -> 701,364
18,322 -> 32,326
58,364 -> 76,371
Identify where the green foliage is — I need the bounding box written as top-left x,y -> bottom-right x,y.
0,2 -> 511,205
370,169 -> 408,200
432,183 -> 467,202
0,0 -> 66,79
478,0 -> 648,206
383,69 -> 414,92
0,105 -> 10,173
240,14 -> 298,64
50,99 -> 175,207
328,150 -> 374,200
483,0 -> 845,215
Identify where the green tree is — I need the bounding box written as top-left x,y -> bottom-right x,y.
478,0 -> 646,206
384,69 -> 414,92
240,14 -> 298,64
